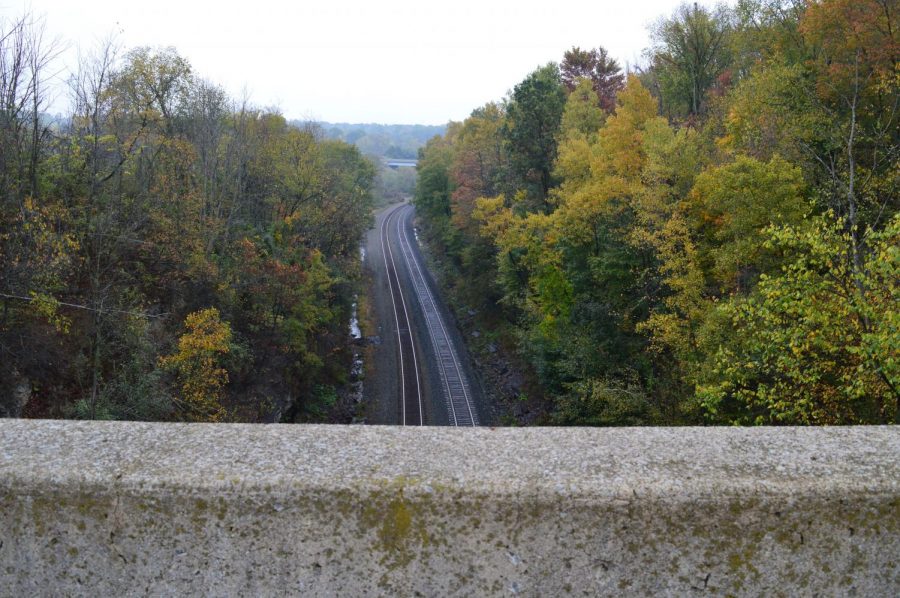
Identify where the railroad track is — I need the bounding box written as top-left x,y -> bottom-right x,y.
394,204 -> 478,427
380,204 -> 423,426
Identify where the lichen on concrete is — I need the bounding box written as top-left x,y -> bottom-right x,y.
0,420 -> 898,596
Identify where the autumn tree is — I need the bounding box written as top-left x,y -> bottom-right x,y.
553,79 -> 608,196
799,0 -> 899,274
0,19 -> 376,422
111,46 -> 193,134
298,140 -> 375,261
687,155 -> 808,290
160,307 -> 232,422
450,103 -> 507,238
560,46 -> 624,112
413,1 -> 897,428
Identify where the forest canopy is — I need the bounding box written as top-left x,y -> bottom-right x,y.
1,0 -> 896,427
0,17 -> 375,422
414,0 -> 898,426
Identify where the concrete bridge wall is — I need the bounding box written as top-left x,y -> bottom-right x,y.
0,420 -> 897,595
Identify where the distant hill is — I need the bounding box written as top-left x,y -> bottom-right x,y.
296,121 -> 446,159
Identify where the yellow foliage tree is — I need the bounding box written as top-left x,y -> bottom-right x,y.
159,307 -> 232,422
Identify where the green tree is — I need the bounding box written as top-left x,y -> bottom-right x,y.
647,2 -> 733,117
559,79 -> 607,141
501,63 -> 567,208
698,213 -> 899,425
414,131 -> 456,222
687,155 -> 808,290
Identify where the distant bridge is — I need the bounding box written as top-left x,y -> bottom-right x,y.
385,158 -> 417,169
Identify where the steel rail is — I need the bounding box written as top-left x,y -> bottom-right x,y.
395,207 -> 459,426
396,205 -> 477,426
380,204 -> 423,425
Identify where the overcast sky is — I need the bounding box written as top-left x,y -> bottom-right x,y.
11,0 -> 707,125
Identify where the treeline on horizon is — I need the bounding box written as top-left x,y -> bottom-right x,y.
0,15 -> 376,422
309,121 -> 446,206
311,122 -> 446,160
414,0 -> 898,425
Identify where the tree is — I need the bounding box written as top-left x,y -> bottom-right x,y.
728,0 -> 809,77
414,132 -> 455,222
687,155 -> 808,290
111,46 -> 193,134
559,79 -> 607,141
799,0 -> 899,284
721,61 -> 822,165
698,213 -> 899,425
501,63 -> 567,208
554,79 -> 603,187
271,126 -> 325,221
647,2 -> 733,117
159,307 -> 233,422
0,13 -> 60,206
560,46 -> 624,112
0,16 -> 377,422
303,140 -> 375,260
450,103 -> 507,237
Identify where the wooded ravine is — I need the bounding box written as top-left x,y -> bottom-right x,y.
1,0 -> 897,425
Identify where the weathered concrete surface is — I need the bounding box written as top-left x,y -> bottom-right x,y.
0,421 -> 897,596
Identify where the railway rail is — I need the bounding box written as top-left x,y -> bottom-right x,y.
380,204 -> 423,425
394,204 -> 478,426
378,203 -> 478,426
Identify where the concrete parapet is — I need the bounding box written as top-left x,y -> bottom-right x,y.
1,421 -> 898,595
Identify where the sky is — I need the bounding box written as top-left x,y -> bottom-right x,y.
9,0 -> 706,125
